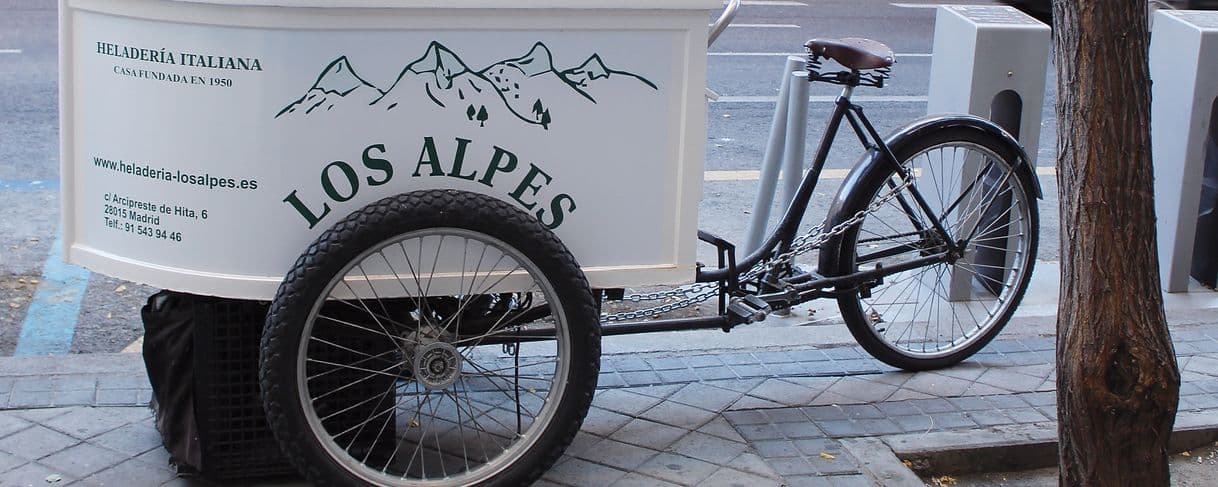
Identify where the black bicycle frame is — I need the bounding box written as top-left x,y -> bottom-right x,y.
695,88 -> 958,287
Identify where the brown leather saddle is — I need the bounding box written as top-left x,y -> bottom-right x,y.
805,38 -> 895,70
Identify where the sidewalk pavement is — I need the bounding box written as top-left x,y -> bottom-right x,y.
3,320 -> 1218,487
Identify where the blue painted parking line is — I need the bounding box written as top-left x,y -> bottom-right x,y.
0,179 -> 60,190
15,234 -> 90,356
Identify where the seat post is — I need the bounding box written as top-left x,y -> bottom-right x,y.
839,84 -> 855,102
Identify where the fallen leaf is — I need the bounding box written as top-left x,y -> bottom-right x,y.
115,285 -> 128,293
30,279 -> 39,285
819,452 -> 835,460
902,459 -> 913,468
408,419 -> 420,428
45,474 -> 62,483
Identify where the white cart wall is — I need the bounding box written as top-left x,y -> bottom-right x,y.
60,0 -> 718,299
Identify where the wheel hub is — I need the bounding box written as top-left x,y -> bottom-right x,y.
413,341 -> 462,390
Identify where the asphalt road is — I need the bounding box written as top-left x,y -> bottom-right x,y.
0,0 -> 1065,356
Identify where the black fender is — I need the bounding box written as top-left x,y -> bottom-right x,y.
818,114 -> 1041,277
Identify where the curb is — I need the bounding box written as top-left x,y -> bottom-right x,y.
888,409 -> 1218,476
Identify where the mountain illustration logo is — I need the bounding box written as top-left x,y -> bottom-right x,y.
276,41 -> 657,130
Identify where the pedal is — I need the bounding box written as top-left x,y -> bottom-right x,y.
727,295 -> 772,324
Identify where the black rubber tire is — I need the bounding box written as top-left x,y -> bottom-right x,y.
820,127 -> 1039,371
260,189 -> 600,487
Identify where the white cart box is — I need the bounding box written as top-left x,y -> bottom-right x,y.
60,0 -> 718,299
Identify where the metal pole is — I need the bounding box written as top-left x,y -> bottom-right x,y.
745,56 -> 804,254
781,70 -> 810,214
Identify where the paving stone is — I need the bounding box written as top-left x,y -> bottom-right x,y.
594,389 -> 663,416
983,394 -> 1031,409
646,358 -> 689,371
38,442 -> 130,479
974,368 -> 1046,393
728,364 -> 772,379
657,369 -> 698,384
819,377 -> 898,403
754,351 -> 796,364
727,452 -> 783,480
1006,407 -> 1049,424
752,439 -> 801,458
730,396 -> 785,410
706,378 -> 767,394
599,373 -> 628,388
855,418 -> 903,435
640,401 -> 718,430
1,461 -> 76,487
839,404 -> 884,420
96,376 -> 148,390
891,414 -> 935,433
610,419 -> 689,450
935,363 -> 988,382
778,421 -> 826,439
0,425 -> 80,461
579,438 -> 659,471
876,401 -> 920,416
0,378 -> 12,394
961,382 -> 1010,396
1019,391 -> 1056,407
810,449 -> 862,475
926,412 -> 977,430
899,373 -> 973,397
10,378 -> 55,393
693,367 -> 738,381
718,353 -> 759,366
669,431 -> 747,465
696,417 -> 746,443
822,348 -> 864,360
827,474 -> 875,486
808,391 -> 857,406
885,389 -> 935,401
542,457 -> 628,486
1004,351 -> 1048,366
767,456 -> 817,476
721,409 -> 768,426
762,407 -> 808,424
7,392 -> 52,409
43,408 -> 133,440
801,405 -> 848,421
611,471 -> 683,487
835,359 -> 882,374
96,389 -> 143,406
1037,406 -> 1058,420
699,467 -> 783,487
612,358 -> 654,372
986,340 -> 1031,353
966,409 -> 1013,426
736,423 -> 786,441
0,450 -> 26,473
0,412 -> 31,439
88,422 -> 163,457
908,398 -> 957,414
683,355 -> 725,368
13,408 -> 73,423
581,406 -> 634,437
621,371 -> 665,386
1020,337 -> 1055,351
134,445 -> 174,471
794,437 -> 843,456
786,349 -> 831,362
765,362 -> 813,376
947,396 -> 994,411
667,383 -> 743,412
632,384 -> 685,400
785,474 -> 835,487
817,420 -> 863,437
1185,355 -> 1218,376
635,453 -> 718,486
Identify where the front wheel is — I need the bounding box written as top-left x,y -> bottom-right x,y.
260,189 -> 601,487
821,127 -> 1039,370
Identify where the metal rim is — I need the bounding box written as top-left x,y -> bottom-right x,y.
851,141 -> 1034,359
295,228 -> 571,486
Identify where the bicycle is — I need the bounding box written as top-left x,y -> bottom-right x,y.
257,4 -> 1042,485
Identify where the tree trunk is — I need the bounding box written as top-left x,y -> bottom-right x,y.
1052,1 -> 1181,485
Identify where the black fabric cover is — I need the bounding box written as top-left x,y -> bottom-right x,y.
140,291 -> 203,473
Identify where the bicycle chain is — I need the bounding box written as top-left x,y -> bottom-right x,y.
600,177 -> 914,322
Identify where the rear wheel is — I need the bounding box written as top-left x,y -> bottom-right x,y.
821,128 -> 1039,370
261,189 -> 600,486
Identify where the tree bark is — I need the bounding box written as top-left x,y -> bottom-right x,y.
1052,1 -> 1181,485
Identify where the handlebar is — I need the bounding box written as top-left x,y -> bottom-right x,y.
708,0 -> 740,47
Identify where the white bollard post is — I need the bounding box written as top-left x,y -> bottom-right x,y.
926,5 -> 1051,301
1152,10 -> 1218,293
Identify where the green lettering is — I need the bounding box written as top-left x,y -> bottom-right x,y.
362,144 -> 393,186
283,190 -> 331,229
321,161 -> 359,202
538,193 -> 576,230
509,164 -> 552,210
479,146 -> 518,188
413,137 -> 445,177
447,138 -> 479,181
